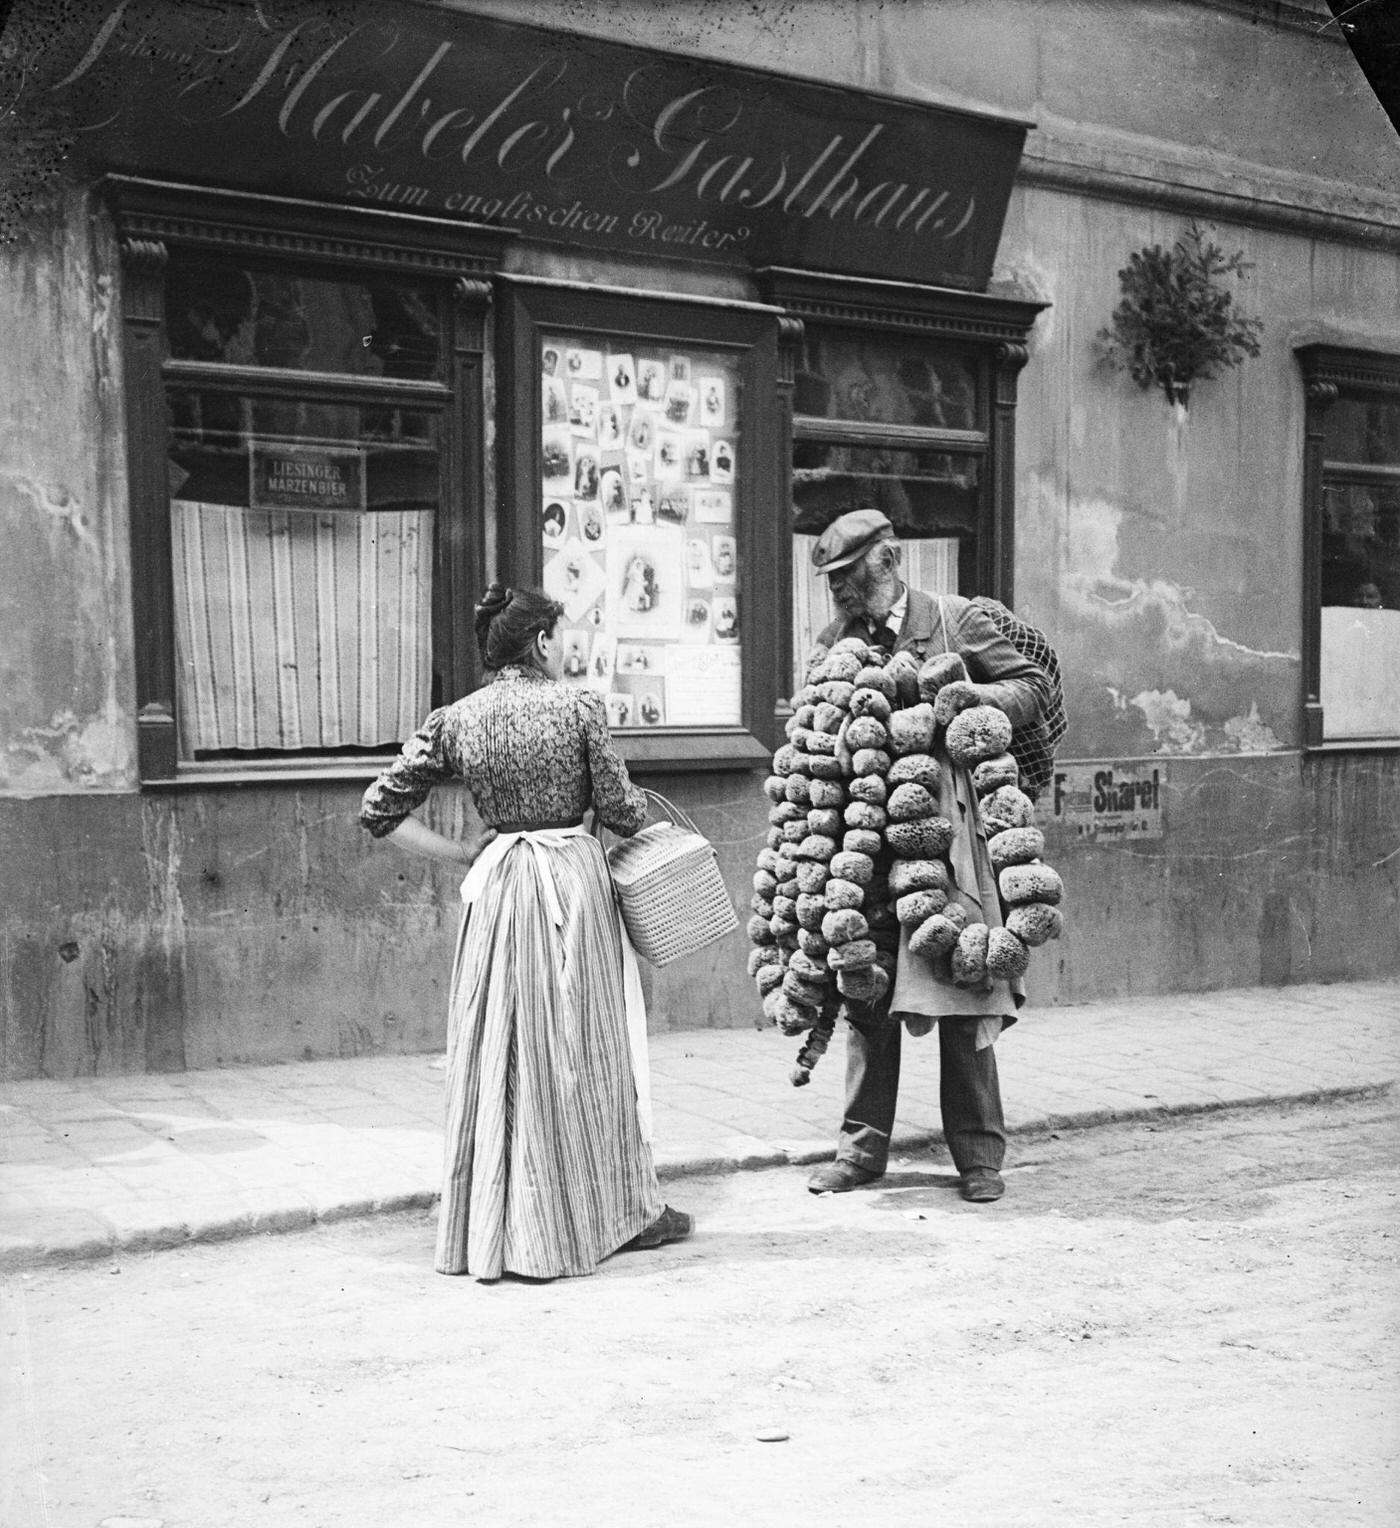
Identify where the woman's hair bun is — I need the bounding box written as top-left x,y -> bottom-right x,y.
476,582 -> 512,620
474,583 -> 563,672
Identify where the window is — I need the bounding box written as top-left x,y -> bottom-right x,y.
791,328 -> 990,685
497,279 -> 783,767
114,180 -> 504,779
1297,346 -> 1400,745
761,271 -> 1044,698
538,332 -> 744,730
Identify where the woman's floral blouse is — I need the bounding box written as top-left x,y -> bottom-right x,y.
360,667 -> 647,838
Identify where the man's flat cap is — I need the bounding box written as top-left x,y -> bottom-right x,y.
811,508 -> 895,576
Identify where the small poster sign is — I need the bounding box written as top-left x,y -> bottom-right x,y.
1039,762 -> 1166,841
249,443 -> 366,512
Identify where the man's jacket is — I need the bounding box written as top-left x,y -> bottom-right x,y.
815,587 -> 1052,745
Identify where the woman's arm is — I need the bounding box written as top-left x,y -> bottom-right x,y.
383,814 -> 497,866
579,690 -> 648,835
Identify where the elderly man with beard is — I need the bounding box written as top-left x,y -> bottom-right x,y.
804,508 -> 1052,1204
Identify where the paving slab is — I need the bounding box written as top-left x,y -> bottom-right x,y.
2,979 -> 1397,1270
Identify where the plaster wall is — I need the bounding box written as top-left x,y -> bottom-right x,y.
0,190 -> 136,797
1002,188 -> 1400,761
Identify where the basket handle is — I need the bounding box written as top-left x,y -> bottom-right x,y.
590,787 -> 703,847
640,787 -> 702,837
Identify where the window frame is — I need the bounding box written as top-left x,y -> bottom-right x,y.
1296,343 -> 1400,750
111,176 -> 509,783
760,265 -> 1046,693
495,275 -> 786,769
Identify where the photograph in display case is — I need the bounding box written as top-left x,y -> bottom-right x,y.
539,330 -> 743,728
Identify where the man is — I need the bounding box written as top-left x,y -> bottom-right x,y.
805,508 -> 1052,1204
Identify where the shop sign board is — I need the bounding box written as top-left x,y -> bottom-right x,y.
19,1 -> 1028,288
1038,762 -> 1166,842
249,443 -> 366,512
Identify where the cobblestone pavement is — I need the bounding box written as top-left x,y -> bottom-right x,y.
2,980 -> 1396,1270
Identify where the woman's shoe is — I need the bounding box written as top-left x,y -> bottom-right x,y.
626,1205 -> 693,1249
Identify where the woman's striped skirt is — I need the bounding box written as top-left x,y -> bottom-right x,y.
436,831 -> 662,1280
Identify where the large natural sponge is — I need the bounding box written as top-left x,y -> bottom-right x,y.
836,964 -> 890,1003
845,716 -> 890,753
888,858 -> 951,897
945,705 -> 1014,768
794,893 -> 826,929
888,753 -> 941,792
844,800 -> 887,832
797,927 -> 829,958
910,913 -> 962,960
999,863 -> 1065,906
933,680 -> 981,727
1006,903 -> 1064,946
848,774 -> 888,806
895,889 -> 948,926
888,704 -> 935,757
829,850 -> 875,885
782,970 -> 829,1009
951,922 -> 990,987
811,701 -> 844,734
747,945 -> 782,975
854,665 -> 897,700
823,877 -> 865,911
821,908 -> 869,945
972,753 -> 1020,797
988,827 -> 1045,869
767,991 -> 817,1035
788,949 -> 827,982
980,785 -> 1036,835
816,650 -> 862,684
985,927 -> 1030,980
918,651 -> 968,699
887,782 -> 937,822
852,748 -> 892,778
827,937 -> 878,971
849,687 -> 893,723
755,963 -> 785,996
886,817 -> 954,859
808,779 -> 845,809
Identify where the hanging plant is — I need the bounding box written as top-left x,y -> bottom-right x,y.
1097,222 -> 1263,407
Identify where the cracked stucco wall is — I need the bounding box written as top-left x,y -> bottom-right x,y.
0,188 -> 137,797
999,188 -> 1400,758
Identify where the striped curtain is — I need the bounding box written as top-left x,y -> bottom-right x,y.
171,500 -> 433,754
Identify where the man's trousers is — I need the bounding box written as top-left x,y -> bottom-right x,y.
835,1011 -> 1006,1175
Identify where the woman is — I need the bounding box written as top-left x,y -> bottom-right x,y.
360,584 -> 691,1280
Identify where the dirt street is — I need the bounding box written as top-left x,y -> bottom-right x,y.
4,1095 -> 1398,1528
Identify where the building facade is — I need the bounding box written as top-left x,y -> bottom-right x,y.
2,0 -> 1397,1078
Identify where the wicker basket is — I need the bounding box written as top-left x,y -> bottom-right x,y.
606,792 -> 739,967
